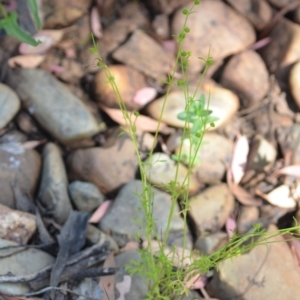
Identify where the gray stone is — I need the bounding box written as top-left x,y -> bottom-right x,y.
0,83 -> 20,129
0,238 -> 55,294
69,181 -> 104,212
6,68 -> 100,145
114,250 -> 148,300
99,180 -> 192,248
195,232 -> 228,255
0,142 -> 41,208
86,224 -> 118,252
38,143 -> 72,224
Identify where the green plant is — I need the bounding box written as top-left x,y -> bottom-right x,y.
90,2 -> 300,299
0,0 -> 41,46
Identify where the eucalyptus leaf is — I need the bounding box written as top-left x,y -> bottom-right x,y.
2,12 -> 41,46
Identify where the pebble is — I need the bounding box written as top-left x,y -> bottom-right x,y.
145,152 -> 200,195
0,238 -> 55,294
114,250 -> 148,299
147,84 -> 239,130
93,65 -> 148,110
42,0 -> 92,28
220,50 -> 270,108
0,204 -> 36,244
69,181 -> 104,212
237,206 -> 260,233
289,60 -> 300,108
6,68 -> 100,145
38,143 -> 72,224
189,184 -> 235,233
207,225 -> 300,299
0,83 -> 20,129
67,136 -> 138,194
175,133 -> 233,184
260,18 -> 300,74
195,232 -> 228,255
0,143 -> 41,208
267,0 -> 296,7
171,0 -> 255,74
112,30 -> 175,80
86,224 -> 119,252
99,180 -> 192,248
226,0 -> 272,30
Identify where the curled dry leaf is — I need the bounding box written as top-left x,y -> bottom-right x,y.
256,185 -> 296,209
19,30 -> 64,55
116,275 -> 132,300
119,241 -> 140,253
225,217 -> 237,238
184,272 -> 207,289
8,55 -> 45,68
133,87 -> 157,106
89,200 -> 112,223
227,168 -> 262,206
272,165 -> 300,178
91,6 -> 102,38
99,104 -> 169,133
230,135 -> 249,184
22,139 -> 47,149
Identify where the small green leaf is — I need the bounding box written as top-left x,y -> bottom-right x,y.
3,12 -> 41,46
177,112 -> 187,121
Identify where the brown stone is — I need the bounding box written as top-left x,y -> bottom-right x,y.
221,51 -> 270,108
0,204 -> 36,244
207,225 -> 300,299
112,30 -> 175,80
260,18 -> 300,74
42,0 -> 92,29
227,0 -> 272,30
67,136 -> 138,194
172,0 -> 255,74
93,65 -> 147,110
189,184 -> 235,233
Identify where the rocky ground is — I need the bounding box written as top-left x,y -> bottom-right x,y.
1,0 -> 300,299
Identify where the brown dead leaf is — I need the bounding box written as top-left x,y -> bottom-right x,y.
91,6 -> 102,38
99,252 -> 116,300
19,30 -> 64,54
272,165 -> 300,178
230,134 -> 249,184
89,200 -> 112,223
227,169 -> 262,206
256,185 -> 296,209
8,55 -> 45,68
99,104 -> 169,133
22,139 -> 47,149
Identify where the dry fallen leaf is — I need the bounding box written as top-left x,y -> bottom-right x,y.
22,139 -> 47,149
284,234 -> 300,269
133,87 -> 157,106
99,104 -> 169,133
256,185 -> 296,209
119,241 -> 140,253
230,135 -> 249,184
225,217 -> 237,238
227,168 -> 262,206
99,252 -> 116,300
19,30 -> 64,54
272,165 -> 300,178
116,275 -> 132,300
91,6 -> 102,38
89,200 -> 112,223
8,55 -> 45,68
